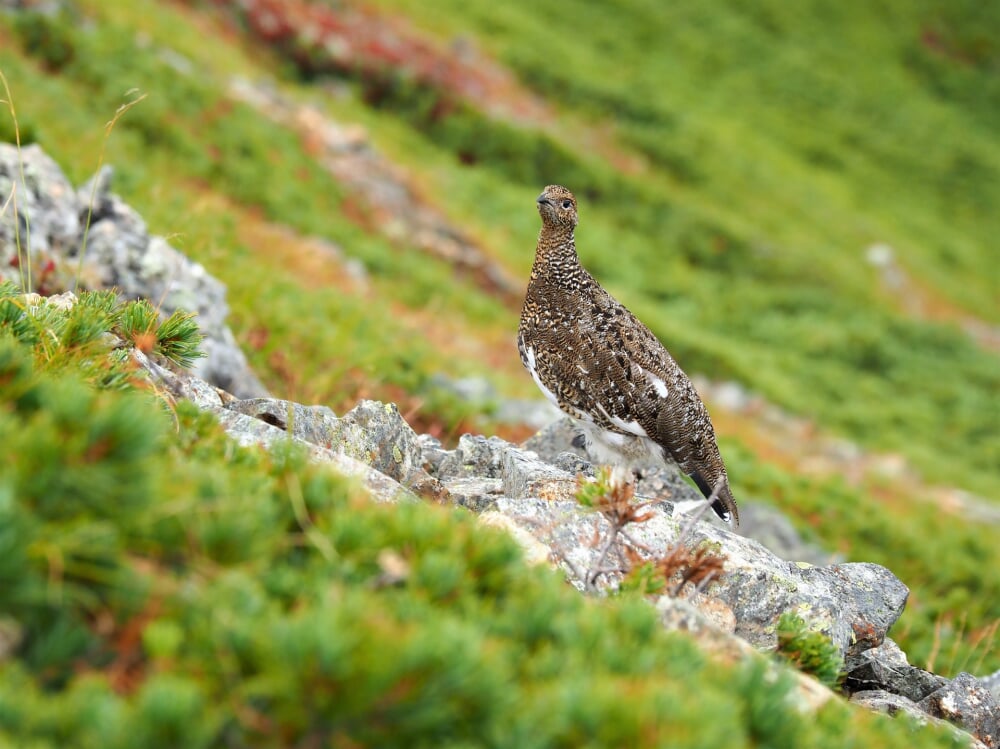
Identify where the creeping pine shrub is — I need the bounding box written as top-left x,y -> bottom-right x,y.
0,282 -> 203,378
0,337 -> 167,683
0,287 -> 204,683
775,612 -> 844,689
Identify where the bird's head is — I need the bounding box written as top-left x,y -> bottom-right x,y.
536,185 -> 578,230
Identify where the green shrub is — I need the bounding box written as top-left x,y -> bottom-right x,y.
775,612 -> 844,689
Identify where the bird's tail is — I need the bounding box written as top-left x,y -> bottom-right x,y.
691,470 -> 740,526
712,485 -> 740,527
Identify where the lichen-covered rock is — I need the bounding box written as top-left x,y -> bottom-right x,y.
436,433 -> 510,479
442,477 -> 504,512
842,635 -> 999,746
522,417 -> 836,562
500,446 -> 578,501
433,435 -> 578,508
333,400 -> 424,482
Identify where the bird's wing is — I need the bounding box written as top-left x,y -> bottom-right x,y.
518,286 -> 640,431
592,293 -> 738,513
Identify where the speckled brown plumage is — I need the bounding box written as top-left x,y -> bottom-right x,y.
517,185 -> 739,525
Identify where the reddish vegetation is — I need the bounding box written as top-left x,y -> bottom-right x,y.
91,596 -> 163,695
919,26 -> 977,66
195,0 -> 550,122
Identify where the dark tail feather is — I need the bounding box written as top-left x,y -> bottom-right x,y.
691,471 -> 740,527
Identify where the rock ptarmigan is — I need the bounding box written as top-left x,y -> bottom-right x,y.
517,185 -> 739,525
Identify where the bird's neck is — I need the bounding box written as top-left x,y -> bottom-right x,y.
531,225 -> 588,287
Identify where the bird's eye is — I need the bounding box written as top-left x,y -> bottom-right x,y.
561,199 -> 572,209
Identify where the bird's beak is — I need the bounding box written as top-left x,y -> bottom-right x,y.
537,194 -> 552,206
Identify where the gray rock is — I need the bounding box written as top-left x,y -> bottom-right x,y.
227,398 -> 340,447
501,447 -> 578,501
851,689 -> 923,720
733,503 -> 842,566
657,594 -> 736,639
444,477 -> 505,512
0,144 -> 267,399
451,424 -> 907,663
495,398 -> 565,430
700,547 -> 907,661
126,317 -> 996,740
984,669 -> 1000,701
794,563 -> 909,657
416,433 -> 449,474
550,451 -> 596,478
850,690 -> 989,747
79,172 -> 267,399
433,432 -> 582,505
917,673 -> 1000,748
435,434 -> 511,480
124,347 -> 412,503
434,435 -> 579,509
334,400 -> 427,486
0,143 -> 80,264
428,374 -> 496,405
132,347 -> 225,411
524,417 -> 838,563
222,397 -> 445,500
522,418 -> 708,509
210,406 -> 411,504
523,418 -> 722,521
844,638 -> 948,702
520,416 -> 588,463
428,374 -> 563,431
843,638 -> 1000,745
490,494 -> 906,662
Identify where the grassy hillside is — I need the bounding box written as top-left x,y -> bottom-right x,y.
1,0 -> 997,690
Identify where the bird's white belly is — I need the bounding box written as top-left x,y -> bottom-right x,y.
576,418 -> 663,470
